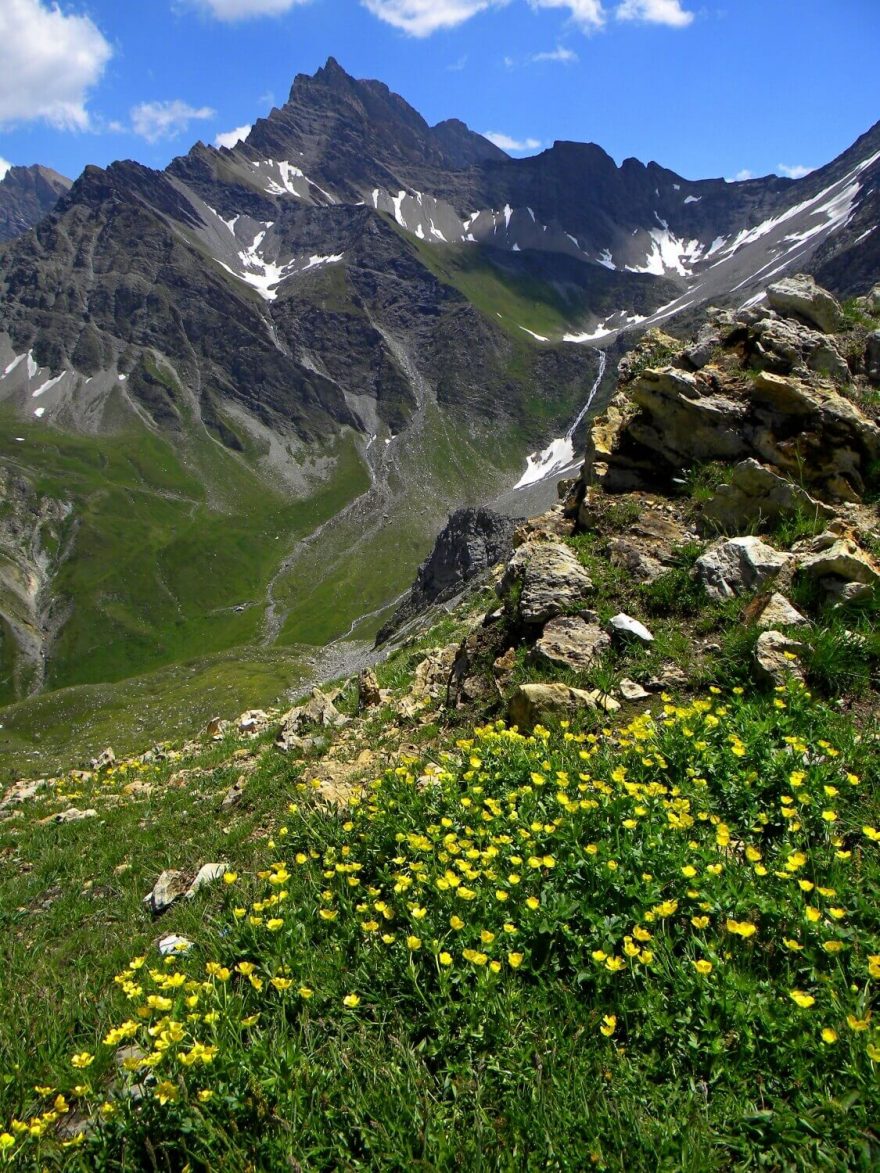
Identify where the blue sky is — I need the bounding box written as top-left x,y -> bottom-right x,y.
0,1 -> 878,185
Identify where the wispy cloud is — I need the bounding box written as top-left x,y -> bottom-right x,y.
777,162 -> 813,180
0,0 -> 112,130
215,123 -> 253,148
529,1 -> 606,31
615,0 -> 694,27
131,100 -> 216,144
532,45 -> 579,62
447,55 -> 469,71
188,0 -> 309,19
483,131 -> 543,152
729,168 -> 755,182
0,156 -> 11,180
362,0 -> 503,36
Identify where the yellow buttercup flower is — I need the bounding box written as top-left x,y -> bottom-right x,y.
526,897 -> 540,911
726,919 -> 756,939
342,994 -> 361,1008
508,952 -> 524,968
439,952 -> 453,967
692,960 -> 713,976
450,915 -> 465,930
599,1015 -> 617,1037
406,935 -> 422,951
691,916 -> 709,930
846,1014 -> 871,1032
70,1052 -> 94,1069
789,991 -> 816,1009
821,1028 -> 838,1044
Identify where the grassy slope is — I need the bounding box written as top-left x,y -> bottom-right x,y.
0,612 -> 877,1169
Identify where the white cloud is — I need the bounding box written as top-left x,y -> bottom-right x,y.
729,168 -> 754,182
483,131 -> 543,152
615,0 -> 693,25
362,0 -> 503,36
529,1 -> 606,31
0,0 -> 112,130
190,0 -> 309,19
131,100 -> 216,144
778,162 -> 813,180
532,45 -> 579,62
215,123 -> 253,148
0,156 -> 11,180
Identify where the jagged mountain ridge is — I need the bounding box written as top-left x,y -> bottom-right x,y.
0,164 -> 71,243
0,59 -> 877,722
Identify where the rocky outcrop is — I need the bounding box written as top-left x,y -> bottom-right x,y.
533,616 -> 610,672
766,274 -> 844,334
0,164 -> 71,242
377,509 -> 519,645
508,682 -> 618,732
575,278 -> 880,504
696,537 -> 792,601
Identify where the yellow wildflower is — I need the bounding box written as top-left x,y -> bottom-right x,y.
789,991 -> 816,1009
599,1015 -> 617,1037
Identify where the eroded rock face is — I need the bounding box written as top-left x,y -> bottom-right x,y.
696,537 -> 791,601
533,616 -> 610,672
798,538 -> 880,587
500,541 -> 593,626
767,274 -> 844,334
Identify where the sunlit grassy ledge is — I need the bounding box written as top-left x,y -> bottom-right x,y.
2,679 -> 878,1169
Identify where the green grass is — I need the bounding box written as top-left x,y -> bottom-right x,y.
2,679 -> 878,1168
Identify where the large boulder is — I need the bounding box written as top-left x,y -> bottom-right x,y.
533,616 -> 610,672
702,459 -> 834,531
749,315 -> 849,381
500,541 -> 593,626
756,593 -> 809,629
766,274 -> 844,334
696,536 -> 792,600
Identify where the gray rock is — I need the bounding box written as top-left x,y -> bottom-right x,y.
508,682 -> 618,732
186,862 -> 227,900
221,776 -> 247,809
533,616 -> 611,672
750,316 -> 848,379
754,630 -> 805,685
90,747 -> 116,771
158,934 -> 193,955
500,540 -> 593,625
757,593 -> 809,629
608,613 -> 655,643
826,580 -> 874,606
703,459 -> 834,531
696,536 -> 791,600
798,538 -> 880,586
684,324 -> 722,370
358,669 -> 381,710
39,806 -> 98,825
238,710 -> 269,734
143,870 -> 189,914
619,678 -> 650,701
866,331 -> 880,386
277,688 -> 348,750
767,274 -> 844,334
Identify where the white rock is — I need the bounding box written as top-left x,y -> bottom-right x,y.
608,613 -> 654,643
186,863 -> 227,900
696,536 -> 791,600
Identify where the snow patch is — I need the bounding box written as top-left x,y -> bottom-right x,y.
33,407 -> 45,418
31,373 -> 65,398
519,327 -> 548,341
515,350 -> 607,489
27,352 -> 37,379
3,354 -> 25,376
683,195 -> 702,205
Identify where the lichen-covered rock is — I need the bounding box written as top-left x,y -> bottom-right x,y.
696,537 -> 791,600
798,538 -> 880,587
507,682 -> 618,732
754,630 -> 805,685
767,274 -> 844,334
533,616 -> 610,672
500,541 -> 593,625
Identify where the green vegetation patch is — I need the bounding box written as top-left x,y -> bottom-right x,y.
2,680 -> 878,1168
